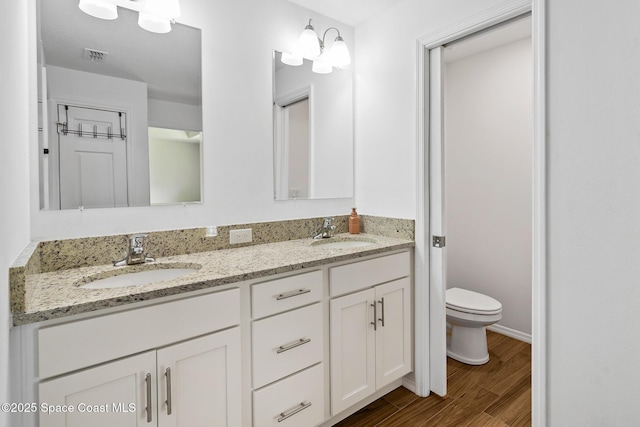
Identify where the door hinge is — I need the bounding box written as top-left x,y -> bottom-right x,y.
432,236 -> 446,248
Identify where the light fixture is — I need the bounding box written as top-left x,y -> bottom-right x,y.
281,51 -> 303,66
291,19 -> 351,73
78,0 -> 118,20
78,0 -> 181,33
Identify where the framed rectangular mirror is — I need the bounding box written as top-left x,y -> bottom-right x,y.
273,51 -> 353,200
37,0 -> 203,210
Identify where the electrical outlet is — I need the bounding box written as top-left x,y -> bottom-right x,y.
230,228 -> 252,244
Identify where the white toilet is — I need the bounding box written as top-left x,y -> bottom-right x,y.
446,287 -> 502,365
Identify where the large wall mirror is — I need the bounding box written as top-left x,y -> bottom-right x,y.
273,51 -> 353,200
37,0 -> 203,210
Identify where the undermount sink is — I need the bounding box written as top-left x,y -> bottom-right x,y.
80,264 -> 201,289
311,237 -> 375,249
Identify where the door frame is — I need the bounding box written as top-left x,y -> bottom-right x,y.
414,0 -> 546,424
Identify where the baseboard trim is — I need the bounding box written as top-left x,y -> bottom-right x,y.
488,324 -> 532,344
402,374 -> 417,394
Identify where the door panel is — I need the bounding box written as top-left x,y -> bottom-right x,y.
39,351 -> 156,427
58,105 -> 128,209
429,46 -> 448,395
375,278 -> 412,389
330,289 -> 376,415
156,328 -> 241,427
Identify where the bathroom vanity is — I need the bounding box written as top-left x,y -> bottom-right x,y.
9,231 -> 413,427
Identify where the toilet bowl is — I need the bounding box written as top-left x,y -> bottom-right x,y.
446,287 -> 502,365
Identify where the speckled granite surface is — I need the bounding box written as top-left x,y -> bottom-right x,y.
12,233 -> 413,326
35,216 -> 352,273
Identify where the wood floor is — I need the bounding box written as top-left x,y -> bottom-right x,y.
335,331 -> 531,426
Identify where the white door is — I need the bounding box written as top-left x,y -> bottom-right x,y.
156,328 -> 241,427
39,351 -> 157,427
58,104 -> 128,209
429,46 -> 448,395
330,288 -> 376,415
375,277 -> 412,389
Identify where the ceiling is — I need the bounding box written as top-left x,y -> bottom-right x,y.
39,0 -> 201,105
286,0 -> 406,26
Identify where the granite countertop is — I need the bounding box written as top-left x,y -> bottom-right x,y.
13,233 -> 413,326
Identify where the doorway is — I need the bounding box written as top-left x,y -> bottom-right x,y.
442,17 -> 533,345
413,1 -> 546,424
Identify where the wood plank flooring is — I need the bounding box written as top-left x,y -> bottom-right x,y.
335,331 -> 531,426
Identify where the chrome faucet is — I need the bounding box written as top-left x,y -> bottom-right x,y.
314,217 -> 336,239
113,234 -> 155,266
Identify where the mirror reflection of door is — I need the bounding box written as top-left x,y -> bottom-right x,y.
57,105 -> 128,209
285,98 -> 310,199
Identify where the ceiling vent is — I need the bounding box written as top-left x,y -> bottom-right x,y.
83,48 -> 108,62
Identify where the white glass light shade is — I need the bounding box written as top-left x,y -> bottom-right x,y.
312,59 -> 332,74
297,26 -> 321,58
281,52 -> 303,66
78,0 -> 118,20
329,37 -> 351,67
138,13 -> 171,33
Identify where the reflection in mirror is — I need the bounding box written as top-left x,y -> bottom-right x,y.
273,51 -> 353,200
37,0 -> 203,210
148,128 -> 202,205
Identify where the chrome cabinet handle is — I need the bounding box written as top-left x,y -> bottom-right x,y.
370,302 -> 377,331
165,367 -> 172,415
277,401 -> 312,423
378,298 -> 385,327
276,288 -> 311,300
276,338 -> 311,354
145,373 -> 152,423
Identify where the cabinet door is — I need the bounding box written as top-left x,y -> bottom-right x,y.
39,351 -> 157,427
330,288 -> 376,415
156,327 -> 241,427
375,277 -> 412,389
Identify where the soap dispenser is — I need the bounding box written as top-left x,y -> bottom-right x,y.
349,208 -> 360,234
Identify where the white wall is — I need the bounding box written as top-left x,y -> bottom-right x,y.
444,38 -> 532,335
354,0 -> 510,218
0,0 -> 31,425
29,0 -> 355,240
148,98 -> 203,131
546,1 -> 640,424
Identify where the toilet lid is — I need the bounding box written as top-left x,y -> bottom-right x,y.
446,287 -> 502,315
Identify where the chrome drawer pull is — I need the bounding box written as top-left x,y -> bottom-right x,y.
276,338 -> 311,354
378,297 -> 385,327
277,401 -> 312,422
165,367 -> 172,415
371,302 -> 377,331
276,288 -> 311,300
145,373 -> 152,423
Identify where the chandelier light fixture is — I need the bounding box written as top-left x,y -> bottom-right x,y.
282,19 -> 351,74
78,0 -> 181,34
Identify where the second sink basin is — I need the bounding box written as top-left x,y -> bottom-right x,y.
80,264 -> 201,289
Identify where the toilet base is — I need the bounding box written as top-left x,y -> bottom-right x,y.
447,324 -> 490,365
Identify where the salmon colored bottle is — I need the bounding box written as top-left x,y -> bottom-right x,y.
349,208 -> 360,234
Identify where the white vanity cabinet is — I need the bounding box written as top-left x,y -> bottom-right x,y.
329,252 -> 412,415
251,270 -> 325,427
37,288 -> 242,427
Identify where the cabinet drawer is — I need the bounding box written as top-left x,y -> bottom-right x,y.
252,270 -> 322,319
252,303 -> 323,389
329,251 -> 410,297
39,288 -> 240,379
253,364 -> 324,427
